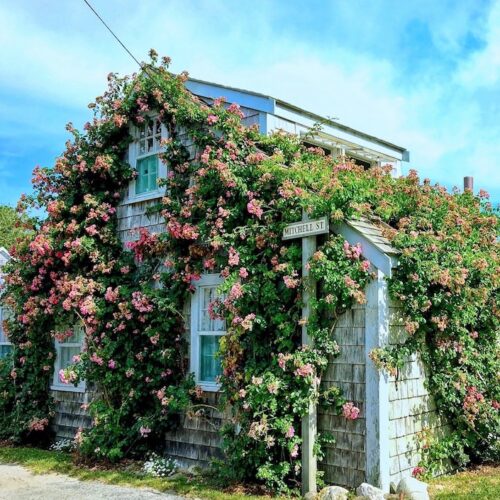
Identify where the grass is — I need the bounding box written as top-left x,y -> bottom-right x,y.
1,446 -> 499,499
0,446 -> 272,500
428,464 -> 500,500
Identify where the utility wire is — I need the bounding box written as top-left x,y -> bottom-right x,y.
82,0 -> 143,70
82,0 -> 170,95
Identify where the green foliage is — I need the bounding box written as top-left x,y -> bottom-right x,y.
0,51 -> 498,493
0,205 -> 31,251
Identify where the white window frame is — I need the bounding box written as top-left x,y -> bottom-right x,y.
190,274 -> 226,392
51,325 -> 86,393
127,116 -> 169,203
0,307 -> 12,359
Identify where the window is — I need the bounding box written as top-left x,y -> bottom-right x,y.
0,307 -> 12,359
190,274 -> 226,391
129,117 -> 167,199
52,325 -> 85,392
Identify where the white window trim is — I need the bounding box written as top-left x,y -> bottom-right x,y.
51,328 -> 86,393
190,274 -> 225,392
127,118 -> 168,203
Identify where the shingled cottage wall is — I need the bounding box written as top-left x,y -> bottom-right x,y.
318,304 -> 367,488
387,302 -> 450,483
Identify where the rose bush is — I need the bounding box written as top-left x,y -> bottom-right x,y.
0,51 -> 498,493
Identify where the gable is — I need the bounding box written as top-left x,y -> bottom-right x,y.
334,218 -> 399,277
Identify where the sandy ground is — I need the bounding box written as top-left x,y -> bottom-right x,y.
0,464 -> 185,500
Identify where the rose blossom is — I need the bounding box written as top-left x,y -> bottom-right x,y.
207,114 -> 219,125
139,426 -> 151,437
342,402 -> 360,420
247,199 -> 263,219
228,247 -> 240,266
295,363 -> 314,377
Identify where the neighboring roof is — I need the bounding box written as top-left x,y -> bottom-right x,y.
185,78 -> 409,162
0,247 -> 10,263
334,218 -> 399,277
0,247 -> 10,277
345,218 -> 399,256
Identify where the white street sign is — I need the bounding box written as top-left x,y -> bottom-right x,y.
282,216 -> 329,240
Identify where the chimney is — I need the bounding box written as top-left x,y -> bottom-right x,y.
464,176 -> 474,192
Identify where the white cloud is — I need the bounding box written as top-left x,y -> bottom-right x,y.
456,0 -> 500,88
0,0 -> 498,201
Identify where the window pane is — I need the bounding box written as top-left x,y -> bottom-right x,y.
148,156 -> 158,191
61,325 -> 84,344
136,172 -> 144,194
136,156 -> 158,194
200,335 -> 222,382
199,287 -> 224,332
59,346 -> 80,370
0,345 -> 12,359
0,326 -> 7,344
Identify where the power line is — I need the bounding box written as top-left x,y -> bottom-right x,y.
82,0 -> 143,69
82,0 -> 170,95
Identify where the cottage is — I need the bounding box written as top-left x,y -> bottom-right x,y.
45,80 -> 446,492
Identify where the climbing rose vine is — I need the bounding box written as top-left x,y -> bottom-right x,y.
0,51 -> 498,493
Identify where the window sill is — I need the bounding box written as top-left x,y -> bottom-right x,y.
50,384 -> 86,393
127,190 -> 164,204
198,382 -> 221,393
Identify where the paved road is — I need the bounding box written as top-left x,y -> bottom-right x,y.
0,464 -> 185,500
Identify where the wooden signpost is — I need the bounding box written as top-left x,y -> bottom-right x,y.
282,215 -> 329,496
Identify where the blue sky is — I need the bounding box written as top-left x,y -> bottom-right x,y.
1,0 -> 499,206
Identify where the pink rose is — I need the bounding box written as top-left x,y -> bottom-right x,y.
207,114 -> 219,125
342,402 -> 360,420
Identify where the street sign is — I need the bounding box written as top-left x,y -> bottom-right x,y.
282,216 -> 329,240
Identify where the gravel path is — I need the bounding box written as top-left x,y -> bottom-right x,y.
0,464 -> 185,500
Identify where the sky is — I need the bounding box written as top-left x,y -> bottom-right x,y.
0,0 -> 499,206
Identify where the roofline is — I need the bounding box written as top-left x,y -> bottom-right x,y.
187,77 -> 273,101
275,99 -> 410,159
187,77 -> 410,161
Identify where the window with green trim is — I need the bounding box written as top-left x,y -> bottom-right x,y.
134,118 -> 163,196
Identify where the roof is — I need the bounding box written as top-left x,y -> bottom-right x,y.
335,217 -> 399,277
345,218 -> 399,256
186,78 -> 409,161
0,247 -> 10,264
